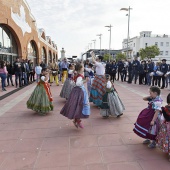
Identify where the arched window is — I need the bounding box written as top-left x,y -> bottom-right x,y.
41,47 -> 47,64
0,24 -> 18,63
48,50 -> 52,63
27,40 -> 37,66
53,53 -> 55,62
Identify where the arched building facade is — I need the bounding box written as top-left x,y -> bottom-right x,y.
0,0 -> 58,66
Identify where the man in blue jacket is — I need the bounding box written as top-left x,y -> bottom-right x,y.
138,61 -> 145,85
131,57 -> 140,84
146,60 -> 154,86
116,59 -> 124,81
127,58 -> 132,83
160,59 -> 168,89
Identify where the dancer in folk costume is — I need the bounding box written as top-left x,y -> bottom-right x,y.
157,93 -> 170,161
85,63 -> 94,96
60,64 -> 75,99
27,68 -> 53,115
100,74 -> 125,118
133,86 -> 163,148
60,63 -> 90,129
89,51 -> 106,107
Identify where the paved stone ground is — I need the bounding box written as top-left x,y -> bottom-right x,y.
0,81 -> 170,170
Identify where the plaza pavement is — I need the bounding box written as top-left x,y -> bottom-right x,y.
0,81 -> 169,170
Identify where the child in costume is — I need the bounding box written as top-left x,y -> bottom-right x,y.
60,64 -> 75,99
60,63 -> 90,129
133,86 -> 163,148
157,93 -> 170,161
27,68 -> 53,115
100,74 -> 125,118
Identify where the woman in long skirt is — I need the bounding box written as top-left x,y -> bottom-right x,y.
60,63 -> 90,129
89,53 -> 106,107
100,74 -> 125,118
157,93 -> 170,161
60,64 -> 75,99
27,68 -> 53,115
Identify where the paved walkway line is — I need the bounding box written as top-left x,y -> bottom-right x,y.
0,86 -> 35,116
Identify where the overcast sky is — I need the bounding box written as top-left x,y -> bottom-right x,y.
26,0 -> 170,59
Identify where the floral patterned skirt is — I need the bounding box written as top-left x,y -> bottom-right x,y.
157,122 -> 170,156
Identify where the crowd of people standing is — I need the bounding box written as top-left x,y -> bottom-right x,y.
105,57 -> 170,89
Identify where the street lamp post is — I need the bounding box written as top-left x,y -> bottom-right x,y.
105,25 -> 112,62
120,6 -> 132,58
92,40 -> 96,49
96,34 -> 102,50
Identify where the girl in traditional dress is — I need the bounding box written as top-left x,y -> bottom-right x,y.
100,74 -> 125,118
60,63 -> 90,129
27,68 -> 53,115
157,93 -> 170,161
133,86 -> 163,148
89,52 -> 106,107
60,64 -> 75,99
85,63 -> 94,96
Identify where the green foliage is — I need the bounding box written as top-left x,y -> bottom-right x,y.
116,53 -> 126,61
139,45 -> 160,60
103,53 -> 112,61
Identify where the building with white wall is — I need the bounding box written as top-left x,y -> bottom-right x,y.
122,31 -> 170,62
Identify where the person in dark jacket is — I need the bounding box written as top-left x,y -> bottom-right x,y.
165,64 -> 170,88
143,60 -> 147,85
40,61 -> 47,69
110,60 -> 117,82
131,57 -> 140,84
138,61 -> 145,85
127,58 -> 132,83
6,61 -> 14,86
146,60 -> 154,86
13,57 -> 22,87
160,59 -> 168,89
121,60 -> 128,82
29,61 -> 35,82
21,59 -> 29,86
116,59 -> 124,81
105,61 -> 111,75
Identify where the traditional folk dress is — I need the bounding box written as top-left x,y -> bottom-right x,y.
60,74 -> 90,119
85,68 -> 94,96
100,80 -> 125,117
27,76 -> 53,114
156,106 -> 170,159
60,69 -> 75,99
133,96 -> 163,140
90,61 -> 106,106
